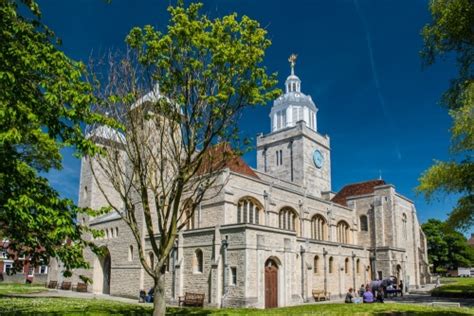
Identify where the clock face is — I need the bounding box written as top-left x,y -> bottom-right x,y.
313,149 -> 324,169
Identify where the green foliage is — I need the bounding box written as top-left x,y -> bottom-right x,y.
124,2 -> 280,145
422,219 -> 449,272
0,0 -> 104,274
418,0 -> 474,231
422,219 -> 474,271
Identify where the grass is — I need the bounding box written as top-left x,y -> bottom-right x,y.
0,283 -> 47,295
432,277 -> 474,298
0,284 -> 473,315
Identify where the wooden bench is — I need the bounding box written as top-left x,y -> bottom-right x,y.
178,292 -> 205,307
73,282 -> 88,292
58,281 -> 72,290
312,289 -> 331,301
46,280 -> 58,289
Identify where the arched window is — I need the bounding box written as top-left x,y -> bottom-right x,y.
165,254 -> 170,273
328,257 -> 334,274
193,249 -> 203,273
360,215 -> 368,231
278,207 -> 299,233
128,245 -> 134,261
314,256 -> 319,274
184,200 -> 195,230
402,213 -> 407,238
148,252 -> 154,268
311,214 -> 328,240
356,259 -> 360,274
115,227 -> 119,237
336,221 -> 350,244
237,198 -> 263,225
345,258 -> 349,274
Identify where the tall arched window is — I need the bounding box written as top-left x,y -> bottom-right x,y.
279,207 -> 299,234
402,213 -> 407,238
336,220 -> 350,244
356,259 -> 360,274
311,214 -> 328,240
148,252 -> 154,268
184,200 -> 195,230
328,257 -> 334,274
193,249 -> 203,273
314,256 -> 319,274
360,215 -> 368,231
237,198 -> 263,225
345,258 -> 350,274
128,245 -> 134,261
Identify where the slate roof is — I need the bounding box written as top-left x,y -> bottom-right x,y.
331,179 -> 386,206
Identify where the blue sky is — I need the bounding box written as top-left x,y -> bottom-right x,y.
39,0 -> 462,226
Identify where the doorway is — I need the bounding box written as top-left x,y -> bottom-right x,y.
264,258 -> 278,308
93,247 -> 111,294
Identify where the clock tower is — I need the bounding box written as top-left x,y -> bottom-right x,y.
256,55 -> 331,197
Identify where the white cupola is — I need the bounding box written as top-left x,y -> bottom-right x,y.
269,54 -> 318,132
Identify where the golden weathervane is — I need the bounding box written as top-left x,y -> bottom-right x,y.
288,53 -> 297,74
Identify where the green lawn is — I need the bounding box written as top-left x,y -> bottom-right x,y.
0,283 -> 47,295
0,284 -> 473,315
432,277 -> 474,298
0,297 -> 473,316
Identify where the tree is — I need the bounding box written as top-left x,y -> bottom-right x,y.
422,219 -> 474,272
417,0 -> 474,231
0,0 -> 104,275
87,3 -> 279,315
422,219 -> 449,272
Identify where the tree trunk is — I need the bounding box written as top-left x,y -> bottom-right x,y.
153,272 -> 166,316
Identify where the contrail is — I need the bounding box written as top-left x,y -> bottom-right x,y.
353,0 -> 402,161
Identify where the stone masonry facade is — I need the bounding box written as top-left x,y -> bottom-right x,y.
49,60 -> 430,308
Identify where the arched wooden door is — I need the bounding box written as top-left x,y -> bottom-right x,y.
265,259 -> 278,308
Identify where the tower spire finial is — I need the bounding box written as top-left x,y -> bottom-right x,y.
288,53 -> 297,75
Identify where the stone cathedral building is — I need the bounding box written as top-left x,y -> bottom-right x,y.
50,59 -> 430,308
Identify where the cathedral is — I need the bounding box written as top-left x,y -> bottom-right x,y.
50,58 -> 430,308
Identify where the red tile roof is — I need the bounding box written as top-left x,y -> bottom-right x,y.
331,179 -> 386,206
199,143 -> 259,179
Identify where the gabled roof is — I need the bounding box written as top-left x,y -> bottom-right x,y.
331,179 -> 386,206
199,143 -> 259,179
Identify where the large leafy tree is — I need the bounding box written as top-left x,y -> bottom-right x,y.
422,219 -> 449,272
422,219 -> 474,272
89,2 -> 279,314
417,0 -> 474,231
0,0 -> 103,274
